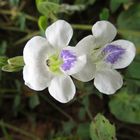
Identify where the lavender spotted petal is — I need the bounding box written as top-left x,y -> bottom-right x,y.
61,50 -> 77,71
103,44 -> 125,64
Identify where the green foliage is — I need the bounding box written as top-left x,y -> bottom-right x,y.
77,123 -> 90,139
10,0 -> 20,6
126,58 -> 140,85
99,8 -> 109,20
0,56 -> 8,68
62,121 -> 75,135
38,16 -> 48,32
0,121 -> 14,140
90,113 -> 116,140
36,0 -> 60,16
13,80 -> 22,116
0,41 -> 7,56
29,94 -> 40,109
74,0 -> 96,6
110,0 -> 130,13
2,64 -> 23,72
17,13 -> 26,31
53,136 -> 78,140
1,56 -> 24,72
117,4 -> 140,50
109,91 -> 140,124
1,0 -> 140,139
8,56 -> 24,67
60,4 -> 85,14
78,107 -> 86,120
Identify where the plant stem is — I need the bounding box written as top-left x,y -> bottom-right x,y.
118,134 -> 139,140
125,77 -> 140,81
14,31 -> 40,45
72,24 -> 92,30
0,121 -> 40,140
85,107 -> 93,120
0,25 -> 31,33
0,9 -> 37,22
0,89 -> 18,93
40,94 -> 76,123
71,24 -> 140,38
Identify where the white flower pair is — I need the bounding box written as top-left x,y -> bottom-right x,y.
23,20 -> 136,103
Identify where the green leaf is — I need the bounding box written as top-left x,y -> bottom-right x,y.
62,121 -> 75,135
13,94 -> 21,109
53,136 -> 78,140
10,0 -> 20,6
77,123 -> 90,139
36,0 -> 59,6
117,4 -> 140,51
60,4 -> 85,14
0,121 -> 14,140
8,56 -> 24,67
38,16 -> 48,32
109,91 -> 140,124
110,0 -> 121,13
110,0 -> 129,13
78,107 -> 86,120
0,56 -> 8,68
90,113 -> 116,140
99,8 -> 109,20
2,64 -> 22,72
37,1 -> 60,16
126,58 -> 140,85
29,94 -> 40,109
0,41 -> 7,55
17,13 -> 26,31
74,0 -> 96,6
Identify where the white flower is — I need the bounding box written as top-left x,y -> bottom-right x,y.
23,20 -> 95,103
75,21 -> 136,94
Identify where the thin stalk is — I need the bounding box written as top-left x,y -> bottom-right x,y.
0,25 -> 31,33
71,24 -> 140,38
0,121 -> 40,140
118,123 -> 140,136
0,89 -> 18,93
118,134 -> 139,140
0,9 -> 37,22
14,31 -> 40,45
125,77 -> 140,81
85,107 -> 93,120
72,24 -> 92,30
39,94 -> 75,123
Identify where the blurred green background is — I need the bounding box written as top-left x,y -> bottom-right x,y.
0,0 -> 140,140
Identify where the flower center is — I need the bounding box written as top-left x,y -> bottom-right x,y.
47,54 -> 63,73
102,44 -> 125,64
47,50 -> 77,73
60,50 -> 77,71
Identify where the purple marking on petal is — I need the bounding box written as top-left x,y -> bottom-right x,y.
103,44 -> 125,64
61,50 -> 77,71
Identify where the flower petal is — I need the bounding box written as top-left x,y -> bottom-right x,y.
23,65 -> 53,91
23,36 -> 54,65
48,76 -> 76,103
61,54 -> 87,75
45,20 -> 73,49
105,40 -> 136,69
60,47 -> 87,75
75,35 -> 96,55
23,36 -> 54,91
92,21 -> 117,46
94,68 -> 123,94
72,57 -> 96,82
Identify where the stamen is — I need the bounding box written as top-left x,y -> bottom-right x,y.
61,50 -> 77,71
103,44 -> 125,64
47,54 -> 62,73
